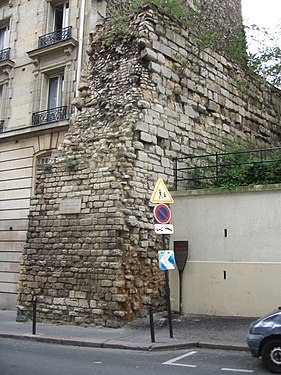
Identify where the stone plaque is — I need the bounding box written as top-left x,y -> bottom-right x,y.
60,197 -> 81,214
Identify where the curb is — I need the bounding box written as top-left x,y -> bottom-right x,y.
0,333 -> 248,352
197,341 -> 248,352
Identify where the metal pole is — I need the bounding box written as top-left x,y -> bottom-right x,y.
165,270 -> 173,338
148,302 -> 155,343
215,152 -> 219,184
179,269 -> 183,316
163,234 -> 173,338
174,157 -> 178,191
32,296 -> 37,335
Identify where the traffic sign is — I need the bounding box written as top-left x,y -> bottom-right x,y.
153,204 -> 171,224
150,178 -> 174,204
154,224 -> 174,234
158,250 -> 176,270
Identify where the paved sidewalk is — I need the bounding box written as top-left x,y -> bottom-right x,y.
0,310 -> 254,351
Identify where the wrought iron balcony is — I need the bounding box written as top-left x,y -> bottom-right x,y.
38,27 -> 72,49
32,106 -> 67,126
0,48 -> 10,61
0,120 -> 4,132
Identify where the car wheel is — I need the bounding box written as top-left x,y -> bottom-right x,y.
261,339 -> 281,373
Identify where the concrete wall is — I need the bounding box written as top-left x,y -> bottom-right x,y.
170,185 -> 281,317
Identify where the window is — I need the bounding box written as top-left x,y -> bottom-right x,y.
0,25 -> 10,60
48,74 -> 64,110
0,85 -> 3,132
31,72 -> 67,126
52,3 -> 69,31
0,26 -> 9,50
36,2 -> 71,47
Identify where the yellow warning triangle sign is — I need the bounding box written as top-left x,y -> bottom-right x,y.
150,178 -> 174,204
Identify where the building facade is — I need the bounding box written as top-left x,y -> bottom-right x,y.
16,3 -> 280,325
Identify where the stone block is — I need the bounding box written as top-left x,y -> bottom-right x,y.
92,306 -> 104,318
141,47 -> 158,62
112,294 -> 127,302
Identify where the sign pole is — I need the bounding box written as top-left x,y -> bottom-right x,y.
151,178 -> 174,339
179,269 -> 184,316
163,234 -> 173,338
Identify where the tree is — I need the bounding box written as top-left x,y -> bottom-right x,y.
245,23 -> 281,87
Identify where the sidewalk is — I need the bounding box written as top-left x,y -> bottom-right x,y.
0,310 -> 254,351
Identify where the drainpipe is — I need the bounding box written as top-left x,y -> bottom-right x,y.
75,0 -> 86,102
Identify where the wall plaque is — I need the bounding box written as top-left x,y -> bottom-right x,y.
60,197 -> 81,214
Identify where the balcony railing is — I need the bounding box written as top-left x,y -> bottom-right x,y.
0,48 -> 10,61
38,27 -> 72,49
32,106 -> 67,126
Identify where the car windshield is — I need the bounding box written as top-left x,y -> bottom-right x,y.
256,310 -> 281,327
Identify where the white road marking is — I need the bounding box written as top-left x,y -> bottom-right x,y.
162,350 -> 198,368
93,362 -> 102,364
221,368 -> 254,373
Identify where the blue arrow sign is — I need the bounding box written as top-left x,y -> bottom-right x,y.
158,250 -> 176,270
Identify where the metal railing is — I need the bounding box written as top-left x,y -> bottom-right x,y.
0,120 -> 4,132
0,47 -> 10,61
173,147 -> 281,190
38,26 -> 72,48
32,106 -> 67,126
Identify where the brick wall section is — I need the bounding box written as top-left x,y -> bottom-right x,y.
17,5 -> 281,326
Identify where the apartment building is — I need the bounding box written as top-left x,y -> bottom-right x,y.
0,0 -> 107,309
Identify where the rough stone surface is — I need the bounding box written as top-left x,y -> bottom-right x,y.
17,4 -> 281,326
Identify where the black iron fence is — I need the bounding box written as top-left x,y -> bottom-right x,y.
173,147 -> 281,190
0,48 -> 10,61
38,26 -> 72,48
32,106 -> 67,126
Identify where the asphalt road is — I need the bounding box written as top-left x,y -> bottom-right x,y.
0,338 -> 268,375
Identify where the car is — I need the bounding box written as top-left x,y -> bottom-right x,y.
247,307 -> 281,373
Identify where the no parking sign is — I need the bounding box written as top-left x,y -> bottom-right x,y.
153,204 -> 171,224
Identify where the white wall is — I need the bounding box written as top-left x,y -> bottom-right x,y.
170,185 -> 281,317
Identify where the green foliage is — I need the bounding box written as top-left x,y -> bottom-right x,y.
130,0 -> 247,63
247,46 -> 281,87
103,16 -> 128,46
189,145 -> 281,190
130,0 -> 198,27
196,30 -> 217,51
224,32 -> 248,66
244,24 -> 281,87
215,150 -> 281,188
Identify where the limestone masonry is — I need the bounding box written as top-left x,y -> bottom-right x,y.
17,4 -> 281,326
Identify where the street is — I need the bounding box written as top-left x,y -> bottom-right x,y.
0,338 -> 268,375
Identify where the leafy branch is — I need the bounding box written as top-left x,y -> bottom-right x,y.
244,23 -> 281,87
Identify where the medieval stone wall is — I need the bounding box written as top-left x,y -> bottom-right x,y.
17,4 -> 281,326
105,0 -> 245,53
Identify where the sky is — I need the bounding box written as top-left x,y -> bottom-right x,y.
242,0 -> 281,28
241,0 -> 281,52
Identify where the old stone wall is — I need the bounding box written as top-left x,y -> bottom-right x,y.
18,4 -> 281,325
105,0 -> 245,53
